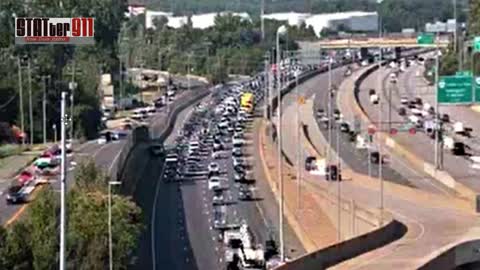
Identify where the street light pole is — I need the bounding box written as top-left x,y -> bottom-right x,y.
295,70 -> 301,211
276,25 -> 287,263
377,2 -> 384,225
70,60 -> 76,140
109,181 -> 122,270
17,57 -> 25,146
434,44 -> 440,170
42,75 -> 49,145
28,58 -> 33,145
327,56 -> 333,164
264,53 -> 269,119
59,91 -> 68,270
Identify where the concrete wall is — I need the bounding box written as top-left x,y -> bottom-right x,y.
276,219 -> 406,270
418,239 -> 480,270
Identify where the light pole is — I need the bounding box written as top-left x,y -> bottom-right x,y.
377,0 -> 384,225
264,52 -> 269,119
109,180 -> 122,270
42,75 -> 50,145
28,58 -> 33,145
69,60 -> 77,140
276,24 -> 287,263
59,91 -> 68,270
53,124 -> 57,143
17,57 -> 25,146
295,68 -> 301,212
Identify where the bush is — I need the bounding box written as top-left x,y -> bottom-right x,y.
0,144 -> 23,159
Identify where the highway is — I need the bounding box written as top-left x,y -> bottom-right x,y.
132,82 -> 299,270
357,63 -> 480,193
276,64 -> 478,269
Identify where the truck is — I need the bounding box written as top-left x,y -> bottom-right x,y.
224,223 -> 265,269
240,92 -> 254,113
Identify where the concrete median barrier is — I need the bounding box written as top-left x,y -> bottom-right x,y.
116,88 -> 210,195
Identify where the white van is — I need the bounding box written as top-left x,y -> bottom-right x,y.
370,94 -> 379,104
454,122 -> 464,134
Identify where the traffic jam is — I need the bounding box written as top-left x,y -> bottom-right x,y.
156,56 -> 313,269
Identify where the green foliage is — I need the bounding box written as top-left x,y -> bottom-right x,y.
122,13 -> 311,84
0,160 -> 143,269
0,144 -> 23,158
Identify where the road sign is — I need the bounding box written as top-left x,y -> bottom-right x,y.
409,127 -> 416,134
417,33 -> 435,45
390,128 -> 397,135
367,125 -> 376,135
456,70 -> 473,77
437,75 -> 473,104
474,37 -> 480,53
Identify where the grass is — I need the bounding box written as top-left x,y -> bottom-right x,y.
0,144 -> 23,159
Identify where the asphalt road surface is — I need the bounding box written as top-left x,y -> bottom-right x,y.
359,64 -> 480,193
277,65 -> 479,269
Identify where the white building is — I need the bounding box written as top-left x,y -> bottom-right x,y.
262,11 -> 379,37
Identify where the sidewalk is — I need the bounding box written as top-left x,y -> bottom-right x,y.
254,119 -> 338,252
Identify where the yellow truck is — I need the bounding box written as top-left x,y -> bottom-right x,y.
240,93 -> 254,113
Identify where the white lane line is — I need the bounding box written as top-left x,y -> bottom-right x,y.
107,147 -> 123,175
151,163 -> 167,270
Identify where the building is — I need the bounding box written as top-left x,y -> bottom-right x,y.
262,11 -> 379,37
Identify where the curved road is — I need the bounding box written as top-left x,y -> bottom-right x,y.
277,65 -> 478,269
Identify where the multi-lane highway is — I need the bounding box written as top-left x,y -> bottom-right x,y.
357,61 -> 480,193
275,62 -> 478,269
132,81 -> 305,270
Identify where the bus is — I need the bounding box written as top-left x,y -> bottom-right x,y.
240,93 -> 254,113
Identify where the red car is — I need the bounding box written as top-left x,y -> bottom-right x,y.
17,170 -> 34,185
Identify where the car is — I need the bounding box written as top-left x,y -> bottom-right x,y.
339,122 -> 350,133
370,151 -> 386,164
452,142 -> 466,156
232,147 -> 242,157
150,144 -> 164,156
400,97 -> 408,105
325,164 -> 340,181
414,97 -> 423,105
441,114 -> 450,123
208,177 -> 221,190
208,162 -> 220,173
333,109 -> 341,119
316,108 -> 325,118
239,186 -> 253,200
18,170 -> 35,185
213,193 -> 225,205
234,171 -> 246,182
305,156 -> 317,171
368,89 -> 376,96
232,135 -> 245,146
370,94 -> 379,104
234,164 -> 246,174
389,73 -> 397,83
6,185 -> 27,204
398,107 -> 407,116
233,157 -> 246,167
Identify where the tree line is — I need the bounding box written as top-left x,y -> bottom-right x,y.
0,160 -> 142,270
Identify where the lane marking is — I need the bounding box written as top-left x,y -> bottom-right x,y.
151,162 -> 167,270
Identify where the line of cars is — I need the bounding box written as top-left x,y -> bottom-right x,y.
5,142 -> 72,204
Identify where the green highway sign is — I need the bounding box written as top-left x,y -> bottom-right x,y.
437,76 -> 473,104
474,37 -> 480,53
417,33 -> 435,45
475,77 -> 480,102
456,70 -> 473,77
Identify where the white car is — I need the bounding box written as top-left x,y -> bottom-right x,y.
212,194 -> 224,205
208,177 -> 221,190
400,97 -> 409,105
208,162 -> 220,173
370,94 -> 379,104
232,136 -> 245,146
97,137 -> 107,144
233,157 -> 246,167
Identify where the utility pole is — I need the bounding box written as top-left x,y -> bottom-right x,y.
434,41 -> 441,170
69,60 -> 76,140
261,0 -> 265,41
264,53 -> 269,119
17,57 -> 25,146
377,5 -> 384,225
327,56 -> 333,164
28,58 -> 33,145
119,56 -> 123,110
42,76 -> 49,145
59,91 -> 68,270
453,0 -> 457,54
